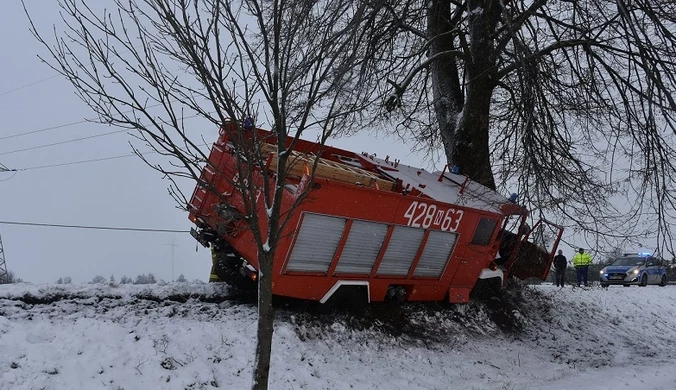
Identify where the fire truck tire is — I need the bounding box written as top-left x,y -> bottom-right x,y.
214,261 -> 239,284
213,251 -> 256,291
470,277 -> 502,300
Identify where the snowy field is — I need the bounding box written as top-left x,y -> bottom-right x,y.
1,282 -> 676,390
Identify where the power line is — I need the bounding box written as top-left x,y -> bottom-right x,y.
0,129 -> 127,156
0,119 -> 89,141
17,150 -> 165,171
15,152 -> 144,171
0,172 -> 17,182
0,103 -> 197,141
0,220 -> 188,233
0,75 -> 60,98
0,163 -> 17,181
0,142 -> 211,173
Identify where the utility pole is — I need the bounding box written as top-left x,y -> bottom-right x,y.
1,163 -> 12,283
164,235 -> 177,281
0,231 -> 8,284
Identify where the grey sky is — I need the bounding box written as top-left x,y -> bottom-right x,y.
1,1 -> 437,283
0,1 -> 225,283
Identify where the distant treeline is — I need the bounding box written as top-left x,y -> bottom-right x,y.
0,270 -> 23,284
55,273 -> 189,285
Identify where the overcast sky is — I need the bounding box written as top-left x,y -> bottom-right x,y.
0,1 -> 444,283
6,0 -> 652,284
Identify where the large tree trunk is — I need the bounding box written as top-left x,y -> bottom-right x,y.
455,81 -> 495,190
251,250 -> 275,390
454,0 -> 502,190
428,0 -> 464,170
455,0 -> 501,190
430,0 -> 500,190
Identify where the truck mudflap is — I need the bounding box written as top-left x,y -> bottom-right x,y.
508,219 -> 563,281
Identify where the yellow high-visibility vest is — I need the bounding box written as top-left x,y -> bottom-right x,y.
573,253 -> 592,267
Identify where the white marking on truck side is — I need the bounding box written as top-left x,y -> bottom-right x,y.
320,281 -> 371,304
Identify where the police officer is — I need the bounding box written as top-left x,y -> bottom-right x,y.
553,249 -> 567,287
573,248 -> 593,287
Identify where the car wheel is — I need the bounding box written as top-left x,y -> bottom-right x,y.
659,275 -> 668,287
639,274 -> 648,287
623,284 -> 630,287
601,283 -> 609,288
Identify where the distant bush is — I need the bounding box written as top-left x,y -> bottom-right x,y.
0,270 -> 23,284
134,273 -> 157,284
56,276 -> 73,284
91,275 -> 106,284
176,274 -> 187,283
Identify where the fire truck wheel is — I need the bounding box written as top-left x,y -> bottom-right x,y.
470,277 -> 501,301
215,259 -> 255,291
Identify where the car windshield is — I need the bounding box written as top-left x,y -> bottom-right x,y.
611,257 -> 646,267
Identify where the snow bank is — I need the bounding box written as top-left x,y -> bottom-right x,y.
1,282 -> 675,389
0,281 -> 232,302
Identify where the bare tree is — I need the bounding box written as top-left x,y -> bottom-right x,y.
25,0 -> 380,388
0,270 -> 21,284
357,0 -> 676,254
91,275 -> 106,284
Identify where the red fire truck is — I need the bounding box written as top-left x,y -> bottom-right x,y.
188,123 -> 563,303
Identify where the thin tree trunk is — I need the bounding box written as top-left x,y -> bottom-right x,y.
251,137 -> 287,390
252,250 -> 275,390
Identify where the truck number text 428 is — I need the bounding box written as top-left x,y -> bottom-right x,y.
403,201 -> 464,231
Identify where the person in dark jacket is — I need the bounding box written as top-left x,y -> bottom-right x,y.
553,249 -> 567,287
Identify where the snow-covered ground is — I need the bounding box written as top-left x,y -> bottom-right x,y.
1,282 -> 675,390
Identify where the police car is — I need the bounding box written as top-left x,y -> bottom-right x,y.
599,252 -> 668,287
